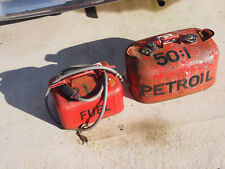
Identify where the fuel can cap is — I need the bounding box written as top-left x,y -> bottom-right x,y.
182,34 -> 198,43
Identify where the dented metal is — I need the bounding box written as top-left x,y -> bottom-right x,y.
126,28 -> 219,103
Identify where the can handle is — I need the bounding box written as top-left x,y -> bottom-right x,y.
196,29 -> 214,41
156,34 -> 180,46
139,33 -> 197,56
156,33 -> 198,47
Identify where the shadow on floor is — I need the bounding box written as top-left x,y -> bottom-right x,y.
0,38 -> 133,127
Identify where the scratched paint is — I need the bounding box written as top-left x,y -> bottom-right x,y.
126,28 -> 219,103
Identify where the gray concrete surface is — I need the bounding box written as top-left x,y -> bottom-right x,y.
0,0 -> 225,168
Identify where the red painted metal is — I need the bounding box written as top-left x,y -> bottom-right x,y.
50,62 -> 124,129
126,28 -> 219,103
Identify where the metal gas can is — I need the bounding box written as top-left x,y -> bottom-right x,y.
126,28 -> 219,103
48,62 -> 124,129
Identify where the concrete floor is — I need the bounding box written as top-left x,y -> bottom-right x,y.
0,0 -> 225,168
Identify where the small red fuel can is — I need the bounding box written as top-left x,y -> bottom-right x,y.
126,28 -> 219,103
49,62 -> 124,129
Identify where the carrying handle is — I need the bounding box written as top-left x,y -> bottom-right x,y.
157,29 -> 214,45
139,32 -> 200,56
157,29 -> 214,46
196,29 -> 214,41
156,34 -> 180,46
156,33 -> 199,47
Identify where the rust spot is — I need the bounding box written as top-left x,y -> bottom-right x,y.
108,78 -> 116,87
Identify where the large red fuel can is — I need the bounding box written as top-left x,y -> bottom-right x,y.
126,28 -> 219,103
48,62 -> 124,129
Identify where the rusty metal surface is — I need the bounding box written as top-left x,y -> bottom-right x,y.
126,28 -> 219,103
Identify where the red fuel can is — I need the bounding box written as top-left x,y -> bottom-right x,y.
49,62 -> 124,129
126,28 -> 219,103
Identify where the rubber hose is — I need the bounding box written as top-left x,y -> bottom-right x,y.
79,71 -> 108,131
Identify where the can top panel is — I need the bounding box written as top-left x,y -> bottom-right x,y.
126,28 -> 219,74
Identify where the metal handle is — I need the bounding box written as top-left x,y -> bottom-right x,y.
197,29 -> 214,41
139,33 -> 198,56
